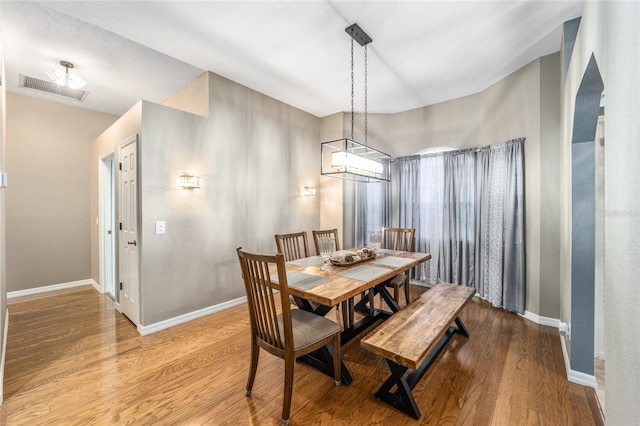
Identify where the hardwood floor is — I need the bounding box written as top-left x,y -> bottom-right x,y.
1,286 -> 597,425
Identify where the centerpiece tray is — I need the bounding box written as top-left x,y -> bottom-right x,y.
329,249 -> 376,266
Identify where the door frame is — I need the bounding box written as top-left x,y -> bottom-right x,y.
99,148 -> 117,299
118,134 -> 140,325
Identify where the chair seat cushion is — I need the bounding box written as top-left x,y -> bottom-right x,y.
386,272 -> 407,288
278,309 -> 341,351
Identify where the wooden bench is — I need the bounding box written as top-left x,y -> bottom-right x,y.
360,282 -> 476,419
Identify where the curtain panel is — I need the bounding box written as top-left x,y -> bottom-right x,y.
391,138 -> 525,313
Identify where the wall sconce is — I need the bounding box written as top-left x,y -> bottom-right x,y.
303,186 -> 316,196
178,175 -> 201,189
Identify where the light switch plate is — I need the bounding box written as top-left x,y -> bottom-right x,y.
155,221 -> 166,235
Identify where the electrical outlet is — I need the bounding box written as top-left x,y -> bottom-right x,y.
155,221 -> 166,235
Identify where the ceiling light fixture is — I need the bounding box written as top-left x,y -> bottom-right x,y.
321,23 -> 390,183
46,61 -> 86,90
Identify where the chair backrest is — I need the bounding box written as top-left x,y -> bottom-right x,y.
236,247 -> 293,353
382,227 -> 415,252
274,232 -> 310,261
312,229 -> 340,255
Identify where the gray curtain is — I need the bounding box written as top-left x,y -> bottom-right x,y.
354,180 -> 390,247
441,151 -> 476,287
392,138 -> 526,313
474,139 -> 525,312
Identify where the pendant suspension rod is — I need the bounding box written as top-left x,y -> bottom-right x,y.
364,44 -> 368,147
351,38 -> 355,141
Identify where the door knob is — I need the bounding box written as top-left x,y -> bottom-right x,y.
127,240 -> 137,246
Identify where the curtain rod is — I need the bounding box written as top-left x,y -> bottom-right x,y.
393,137 -> 525,162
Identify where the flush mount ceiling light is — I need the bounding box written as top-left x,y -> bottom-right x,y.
45,60 -> 86,90
321,23 -> 390,183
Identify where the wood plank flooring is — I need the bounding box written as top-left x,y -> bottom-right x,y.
1,286 -> 597,425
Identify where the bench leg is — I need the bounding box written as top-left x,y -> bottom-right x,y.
375,360 -> 421,419
373,315 -> 471,418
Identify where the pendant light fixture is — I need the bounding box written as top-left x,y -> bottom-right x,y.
321,23 -> 390,183
46,61 -> 86,90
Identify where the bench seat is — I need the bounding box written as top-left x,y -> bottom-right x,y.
360,282 -> 475,419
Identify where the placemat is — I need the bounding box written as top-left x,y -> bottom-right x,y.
378,249 -> 405,255
287,256 -> 325,267
337,265 -> 389,282
271,270 -> 330,290
373,256 -> 415,268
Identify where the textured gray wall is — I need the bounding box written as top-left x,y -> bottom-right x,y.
570,141 -> 595,374
538,53 -> 562,318
339,55 -> 561,318
90,72 -> 322,326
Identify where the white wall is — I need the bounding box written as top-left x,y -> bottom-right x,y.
560,2 -> 640,423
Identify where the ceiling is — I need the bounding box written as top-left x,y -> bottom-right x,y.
1,1 -> 584,118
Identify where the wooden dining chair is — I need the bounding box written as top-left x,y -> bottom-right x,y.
311,228 -> 340,255
311,228 -> 354,327
236,247 -> 341,426
274,231 -> 310,261
382,227 -> 416,305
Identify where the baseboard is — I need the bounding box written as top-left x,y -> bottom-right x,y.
7,279 -> 95,299
137,295 -> 248,336
560,335 -> 598,388
521,310 -> 561,328
90,279 -> 100,292
521,311 -> 596,388
0,309 -> 9,405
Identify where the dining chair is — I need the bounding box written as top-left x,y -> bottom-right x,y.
311,228 -> 354,327
274,231 -> 310,261
382,227 -> 416,305
311,228 -> 340,255
236,247 -> 341,426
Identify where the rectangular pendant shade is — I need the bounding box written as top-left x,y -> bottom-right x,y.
321,138 -> 390,182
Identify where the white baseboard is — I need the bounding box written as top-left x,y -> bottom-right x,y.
521,311 -> 596,388
137,295 -> 248,336
7,279 -> 96,299
521,310 -> 561,328
0,309 -> 8,405
90,279 -> 100,292
560,335 -> 597,388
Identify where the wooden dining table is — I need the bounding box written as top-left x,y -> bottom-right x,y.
272,248 -> 432,385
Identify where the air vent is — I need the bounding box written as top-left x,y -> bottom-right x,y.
18,73 -> 89,102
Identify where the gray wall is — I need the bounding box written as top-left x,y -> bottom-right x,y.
7,93 -> 117,291
570,141 -> 595,374
332,54 -> 561,318
91,72 -> 322,326
0,54 -> 7,404
90,103 -> 142,286
561,2 -> 640,423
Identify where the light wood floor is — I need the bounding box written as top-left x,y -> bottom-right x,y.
1,285 -> 599,425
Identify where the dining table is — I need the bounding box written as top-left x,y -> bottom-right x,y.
271,248 -> 432,385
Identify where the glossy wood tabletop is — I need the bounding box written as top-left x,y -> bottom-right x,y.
280,251 -> 431,307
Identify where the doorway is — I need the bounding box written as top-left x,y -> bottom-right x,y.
99,150 -> 116,300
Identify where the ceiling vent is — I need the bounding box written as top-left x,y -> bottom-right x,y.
18,73 -> 89,102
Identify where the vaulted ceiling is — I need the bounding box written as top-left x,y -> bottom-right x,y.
1,1 -> 583,117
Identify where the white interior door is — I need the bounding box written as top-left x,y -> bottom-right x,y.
119,136 -> 139,325
100,152 -> 116,298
